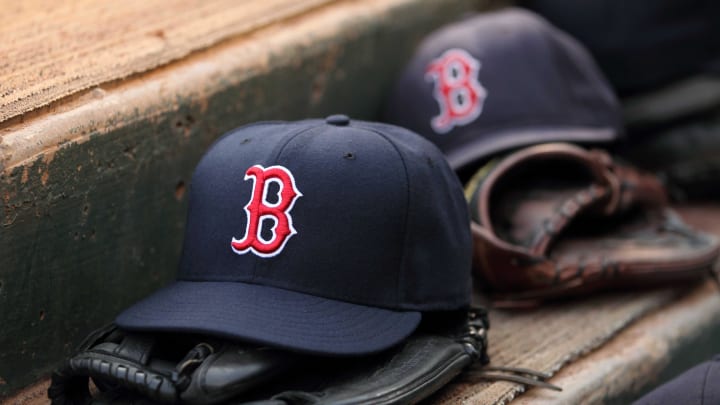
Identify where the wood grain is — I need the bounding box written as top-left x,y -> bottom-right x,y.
433,288 -> 681,404
513,280 -> 720,405
0,0 -> 337,124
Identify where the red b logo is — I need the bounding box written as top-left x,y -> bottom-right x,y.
425,48 -> 487,134
231,165 -> 302,258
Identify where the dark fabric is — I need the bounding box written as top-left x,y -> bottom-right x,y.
116,116 -> 472,355
521,0 -> 720,96
383,8 -> 621,172
116,281 -> 420,356
634,355 -> 720,405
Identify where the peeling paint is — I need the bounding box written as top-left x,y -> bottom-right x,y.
42,150 -> 56,166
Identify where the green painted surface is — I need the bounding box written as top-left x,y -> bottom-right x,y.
0,0 -> 483,397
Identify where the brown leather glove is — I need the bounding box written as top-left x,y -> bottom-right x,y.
466,143 -> 720,306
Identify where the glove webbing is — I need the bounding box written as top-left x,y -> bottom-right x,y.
49,325 -> 217,404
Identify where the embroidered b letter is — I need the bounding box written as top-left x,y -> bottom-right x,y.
425,49 -> 487,134
231,165 -> 302,257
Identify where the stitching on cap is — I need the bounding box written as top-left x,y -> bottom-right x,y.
356,124 -> 411,308
701,360 -> 712,405
249,123 -> 321,281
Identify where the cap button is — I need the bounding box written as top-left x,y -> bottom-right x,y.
325,114 -> 350,126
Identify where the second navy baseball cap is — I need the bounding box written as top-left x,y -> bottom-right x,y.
116,115 -> 472,356
383,8 -> 622,172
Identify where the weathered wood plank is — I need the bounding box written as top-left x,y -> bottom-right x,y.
433,289 -> 682,404
1,379 -> 48,405
514,280 -> 720,405
0,0 -> 339,124
0,0 -> 487,398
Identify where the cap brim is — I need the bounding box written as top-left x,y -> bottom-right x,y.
115,281 -> 421,356
448,127 -> 618,171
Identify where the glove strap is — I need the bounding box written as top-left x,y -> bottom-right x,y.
172,342 -> 215,391
460,309 -> 562,392
457,307 -> 490,366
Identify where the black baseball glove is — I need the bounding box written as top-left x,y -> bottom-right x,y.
47,322 -> 301,405
48,308 -> 492,405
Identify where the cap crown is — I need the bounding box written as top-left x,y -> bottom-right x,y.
179,118 -> 471,311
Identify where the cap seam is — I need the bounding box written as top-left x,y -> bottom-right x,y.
186,121 -> 288,282
249,123 -> 322,281
356,125 -> 412,308
447,127 -> 617,170
400,296 -> 469,311
451,120 -> 620,135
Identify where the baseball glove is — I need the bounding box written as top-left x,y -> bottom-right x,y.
49,308 -> 507,404
236,309 -> 492,405
47,322 -> 302,405
466,143 -> 720,306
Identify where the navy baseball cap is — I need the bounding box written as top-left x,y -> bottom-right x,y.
116,115 -> 472,356
520,0 -> 720,96
383,8 -> 622,172
634,355 -> 720,404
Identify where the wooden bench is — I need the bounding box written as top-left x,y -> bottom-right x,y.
2,1 -> 719,403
